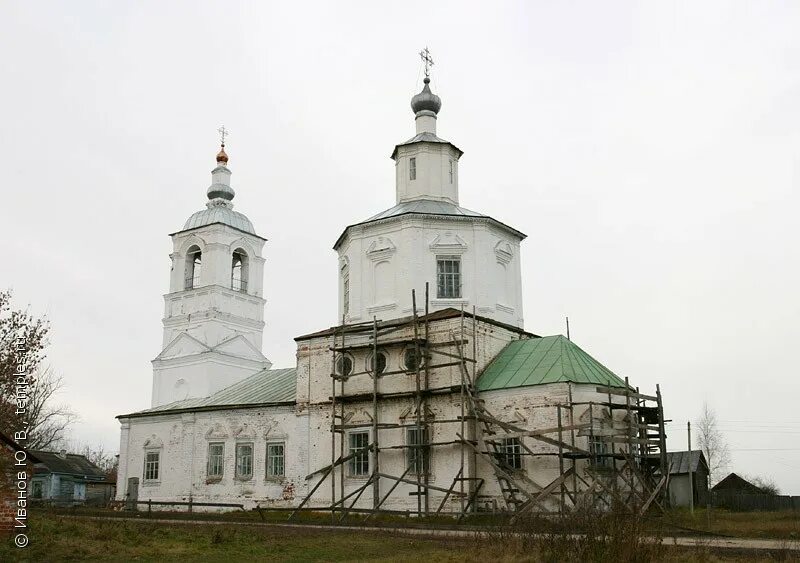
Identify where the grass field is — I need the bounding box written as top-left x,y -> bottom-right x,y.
1,513 -> 465,562
665,508 -> 800,540
1,510 -> 798,562
38,505 -> 800,540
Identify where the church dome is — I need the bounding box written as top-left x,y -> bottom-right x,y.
183,205 -> 256,235
411,78 -> 441,115
180,143 -> 257,235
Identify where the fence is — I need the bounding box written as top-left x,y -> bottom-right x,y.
712,491 -> 800,512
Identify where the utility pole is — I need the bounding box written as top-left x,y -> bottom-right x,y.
688,420 -> 694,516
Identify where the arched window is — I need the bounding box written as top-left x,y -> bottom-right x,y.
185,246 -> 202,289
231,249 -> 248,292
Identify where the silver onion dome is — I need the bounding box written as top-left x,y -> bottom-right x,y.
410,77 -> 441,115
207,172 -> 235,201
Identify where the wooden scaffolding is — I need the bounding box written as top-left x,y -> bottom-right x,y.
290,286 -> 669,521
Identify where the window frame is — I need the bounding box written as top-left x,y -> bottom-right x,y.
143,450 -> 160,482
409,157 -> 417,181
448,159 -> 454,184
207,442 -> 225,480
403,347 -> 423,372
366,350 -> 387,376
589,436 -> 612,469
406,426 -> 431,476
235,442 -> 254,481
348,431 -> 370,477
500,437 -> 523,471
336,354 -> 354,377
266,441 -> 285,479
436,255 -> 462,299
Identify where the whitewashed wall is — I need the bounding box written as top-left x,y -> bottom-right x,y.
117,405 -> 308,510
152,221 -> 270,407
337,216 -> 524,329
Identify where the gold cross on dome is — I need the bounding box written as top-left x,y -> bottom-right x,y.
217,125 -> 229,146
419,47 -> 434,78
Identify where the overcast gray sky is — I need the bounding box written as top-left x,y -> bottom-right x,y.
2,1 -> 799,493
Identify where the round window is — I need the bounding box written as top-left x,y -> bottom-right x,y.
367,351 -> 387,375
336,354 -> 353,377
403,347 -> 423,372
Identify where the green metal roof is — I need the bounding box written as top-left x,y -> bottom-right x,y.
121,367 -> 297,417
476,336 -> 626,391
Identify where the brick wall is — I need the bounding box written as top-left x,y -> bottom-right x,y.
0,445 -> 32,535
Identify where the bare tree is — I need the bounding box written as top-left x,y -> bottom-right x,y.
68,441 -> 118,476
749,476 -> 780,495
696,402 -> 731,486
0,289 -> 50,436
21,366 -> 78,450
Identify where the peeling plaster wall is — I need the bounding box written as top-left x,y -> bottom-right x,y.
117,405 -> 309,510
119,314 -> 640,513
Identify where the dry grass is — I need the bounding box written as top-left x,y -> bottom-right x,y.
5,508 -> 798,562
664,508 -> 800,540
0,512 -> 466,562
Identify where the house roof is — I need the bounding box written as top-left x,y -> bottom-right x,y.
118,367 -> 297,418
333,198 -> 526,250
30,451 -> 106,480
711,473 -> 764,494
476,335 -> 627,392
665,451 -> 708,475
0,432 -> 41,463
295,307 -> 534,342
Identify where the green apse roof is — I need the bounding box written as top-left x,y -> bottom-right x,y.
476,335 -> 626,391
119,367 -> 297,418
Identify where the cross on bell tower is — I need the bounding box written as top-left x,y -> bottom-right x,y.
217,125 -> 229,147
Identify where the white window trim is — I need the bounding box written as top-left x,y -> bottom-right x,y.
143,448 -> 161,484
206,442 -> 225,480
235,442 -> 255,481
265,441 -> 286,480
436,255 -> 462,299
406,426 -> 432,478
347,430 -> 371,478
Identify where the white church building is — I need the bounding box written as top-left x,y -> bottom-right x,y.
116,66 -> 668,516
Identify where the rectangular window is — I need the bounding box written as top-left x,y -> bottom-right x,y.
406,427 -> 430,475
207,443 -> 224,478
144,451 -> 160,481
409,157 -> 417,181
589,436 -> 611,469
266,442 -> 285,478
500,438 -> 523,470
449,160 -> 454,183
343,276 -> 350,316
348,432 -> 370,477
235,443 -> 254,480
436,256 -> 461,298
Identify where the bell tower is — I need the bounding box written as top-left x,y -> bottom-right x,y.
151,137 -> 271,407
